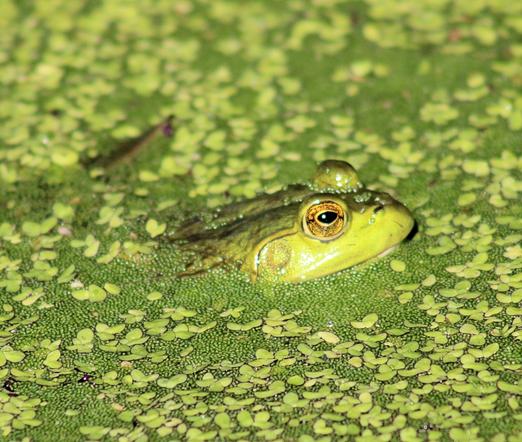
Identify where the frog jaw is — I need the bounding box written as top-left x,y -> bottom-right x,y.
377,244 -> 399,258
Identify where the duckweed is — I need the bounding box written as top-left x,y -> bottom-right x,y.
0,0 -> 521,441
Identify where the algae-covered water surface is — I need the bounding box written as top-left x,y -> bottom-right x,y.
0,1 -> 521,441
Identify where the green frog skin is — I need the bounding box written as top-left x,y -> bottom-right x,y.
172,160 -> 415,283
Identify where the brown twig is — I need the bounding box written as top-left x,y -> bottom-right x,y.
85,115 -> 174,170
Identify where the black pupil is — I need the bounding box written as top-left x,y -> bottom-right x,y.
317,211 -> 338,224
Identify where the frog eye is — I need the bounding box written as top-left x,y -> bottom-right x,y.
303,200 -> 346,240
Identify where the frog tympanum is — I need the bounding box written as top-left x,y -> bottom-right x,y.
172,160 -> 415,283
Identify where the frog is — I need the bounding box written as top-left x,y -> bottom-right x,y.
171,160 -> 415,283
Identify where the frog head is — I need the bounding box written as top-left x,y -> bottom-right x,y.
249,161 -> 415,282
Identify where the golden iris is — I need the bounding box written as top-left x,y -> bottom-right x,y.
304,201 -> 346,239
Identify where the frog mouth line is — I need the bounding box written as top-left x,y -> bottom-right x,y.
405,220 -> 418,241
377,244 -> 399,258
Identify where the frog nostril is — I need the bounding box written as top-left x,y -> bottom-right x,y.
375,194 -> 395,206
373,206 -> 385,214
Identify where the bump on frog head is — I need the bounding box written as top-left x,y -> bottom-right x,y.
312,160 -> 363,192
